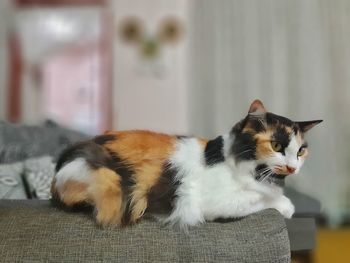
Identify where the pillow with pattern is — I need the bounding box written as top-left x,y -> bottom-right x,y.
23,156 -> 56,199
0,162 -> 27,199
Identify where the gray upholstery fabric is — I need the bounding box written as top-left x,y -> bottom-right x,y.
0,120 -> 89,164
0,200 -> 290,263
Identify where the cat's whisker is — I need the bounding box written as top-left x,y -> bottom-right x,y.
257,169 -> 270,177
260,172 -> 273,182
235,147 -> 254,155
256,167 -> 273,182
255,167 -> 271,181
260,170 -> 271,176
235,149 -> 254,157
257,167 -> 271,174
259,173 -> 270,182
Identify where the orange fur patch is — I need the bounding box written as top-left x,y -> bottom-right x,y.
295,131 -> 303,146
255,131 -> 274,159
60,180 -> 90,206
103,130 -> 176,223
92,167 -> 123,227
197,138 -> 209,147
285,126 -> 293,134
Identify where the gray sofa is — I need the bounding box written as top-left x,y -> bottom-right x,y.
0,121 -> 317,262
0,200 -> 290,262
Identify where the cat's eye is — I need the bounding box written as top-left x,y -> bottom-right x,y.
297,147 -> 306,157
271,141 -> 282,152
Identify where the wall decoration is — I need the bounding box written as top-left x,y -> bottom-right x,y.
117,15 -> 185,78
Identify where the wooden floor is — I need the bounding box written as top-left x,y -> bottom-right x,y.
312,227 -> 350,263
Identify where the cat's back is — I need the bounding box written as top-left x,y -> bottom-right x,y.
96,130 -> 208,164
98,130 -> 179,163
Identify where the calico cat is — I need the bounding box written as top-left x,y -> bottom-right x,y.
51,100 -> 322,229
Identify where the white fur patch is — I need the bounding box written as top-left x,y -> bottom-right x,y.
164,138 -> 205,229
54,158 -> 92,191
285,135 -> 303,173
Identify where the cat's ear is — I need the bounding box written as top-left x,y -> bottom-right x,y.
296,120 -> 323,133
248,99 -> 267,116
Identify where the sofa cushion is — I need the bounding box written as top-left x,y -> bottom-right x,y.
0,120 -> 89,164
0,200 -> 290,263
0,156 -> 56,200
23,156 -> 55,199
0,162 -> 27,199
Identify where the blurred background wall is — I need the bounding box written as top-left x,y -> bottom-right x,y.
112,0 -> 190,134
0,0 -> 349,225
188,0 -> 350,225
0,1 -> 11,120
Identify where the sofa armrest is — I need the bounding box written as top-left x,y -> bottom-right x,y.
0,200 -> 290,263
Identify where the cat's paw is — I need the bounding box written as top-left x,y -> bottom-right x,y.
273,196 -> 295,219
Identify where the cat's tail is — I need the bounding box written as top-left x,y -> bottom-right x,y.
51,141 -> 124,227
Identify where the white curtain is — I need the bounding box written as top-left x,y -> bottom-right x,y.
188,0 -> 350,225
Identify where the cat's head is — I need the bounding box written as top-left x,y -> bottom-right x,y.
230,100 -> 322,179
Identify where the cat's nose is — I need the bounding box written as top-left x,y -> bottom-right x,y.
286,166 -> 296,174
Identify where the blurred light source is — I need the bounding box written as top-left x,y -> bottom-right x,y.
44,15 -> 76,39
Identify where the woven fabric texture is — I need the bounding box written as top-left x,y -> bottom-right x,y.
0,200 -> 290,263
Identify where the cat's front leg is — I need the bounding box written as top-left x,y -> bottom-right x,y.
270,195 -> 295,219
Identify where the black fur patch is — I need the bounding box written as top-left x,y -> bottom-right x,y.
231,117 -> 248,134
266,113 -> 294,127
106,150 -> 135,225
93,134 -> 116,145
205,136 -> 225,166
254,164 -> 269,180
292,125 -> 300,134
231,133 -> 256,162
248,118 -> 266,133
272,127 -> 291,154
55,141 -> 113,172
176,135 -> 189,140
147,162 -> 180,214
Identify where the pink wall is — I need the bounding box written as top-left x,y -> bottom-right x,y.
42,45 -> 109,134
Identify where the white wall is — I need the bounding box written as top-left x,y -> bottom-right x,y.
188,0 -> 350,225
112,0 -> 190,134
